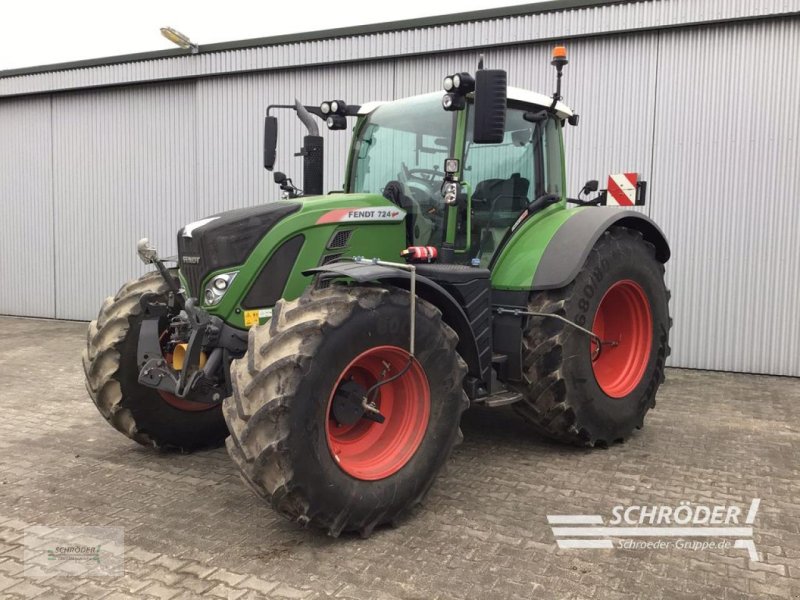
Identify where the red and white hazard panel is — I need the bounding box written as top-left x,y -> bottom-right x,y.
607,173 -> 638,206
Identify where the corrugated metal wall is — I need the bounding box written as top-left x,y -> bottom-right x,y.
0,96 -> 54,318
50,83 -> 197,319
0,5 -> 798,375
650,19 -> 800,376
1,0 -> 796,97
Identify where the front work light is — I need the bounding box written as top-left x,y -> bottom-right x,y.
326,115 -> 347,130
443,182 -> 459,205
442,72 -> 473,111
442,93 -> 465,111
320,101 -> 331,114
451,72 -> 475,94
330,100 -> 347,115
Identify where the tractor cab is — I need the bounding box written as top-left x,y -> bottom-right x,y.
264,56 -> 577,270
345,85 -> 573,268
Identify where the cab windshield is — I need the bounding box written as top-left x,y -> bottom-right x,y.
348,93 -> 454,246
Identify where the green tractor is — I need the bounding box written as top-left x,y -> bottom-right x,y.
83,47 -> 670,536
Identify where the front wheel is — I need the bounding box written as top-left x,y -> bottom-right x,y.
512,226 -> 671,446
223,284 -> 468,537
82,270 -> 229,451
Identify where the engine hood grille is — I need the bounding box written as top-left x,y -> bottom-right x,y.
177,201 -> 301,298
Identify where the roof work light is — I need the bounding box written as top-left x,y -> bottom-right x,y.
442,72 -> 474,111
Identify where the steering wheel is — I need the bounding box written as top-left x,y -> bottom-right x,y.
401,163 -> 443,191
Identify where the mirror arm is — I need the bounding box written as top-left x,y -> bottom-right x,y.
567,190 -> 606,206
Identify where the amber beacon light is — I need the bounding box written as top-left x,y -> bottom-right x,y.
552,45 -> 568,66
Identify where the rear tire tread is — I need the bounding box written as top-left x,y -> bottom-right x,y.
513,227 -> 672,447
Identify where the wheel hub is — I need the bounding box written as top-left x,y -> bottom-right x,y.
591,279 -> 653,398
331,380 -> 384,426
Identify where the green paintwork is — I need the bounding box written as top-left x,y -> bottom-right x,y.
342,115 -> 367,193
446,109 -> 468,248
490,115 -> 580,290
179,91 -> 589,329
490,204 -> 584,290
457,180 -> 473,254
194,193 -> 406,329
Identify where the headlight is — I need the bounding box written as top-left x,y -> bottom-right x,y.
443,76 -> 454,92
203,271 -> 237,306
320,101 -> 331,114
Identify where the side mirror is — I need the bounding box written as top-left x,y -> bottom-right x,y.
273,171 -> 287,184
473,69 -> 507,144
581,179 -> 599,195
264,116 -> 278,171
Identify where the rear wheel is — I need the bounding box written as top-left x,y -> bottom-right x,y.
82,270 -> 228,451
223,284 -> 468,537
512,226 -> 671,446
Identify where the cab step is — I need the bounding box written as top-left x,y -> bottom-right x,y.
483,390 -> 523,408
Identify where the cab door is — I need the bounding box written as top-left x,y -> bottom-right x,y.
461,106 -> 564,266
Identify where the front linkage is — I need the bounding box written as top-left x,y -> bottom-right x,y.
134,238 -> 246,406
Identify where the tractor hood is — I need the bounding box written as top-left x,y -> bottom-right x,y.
177,201 -> 301,296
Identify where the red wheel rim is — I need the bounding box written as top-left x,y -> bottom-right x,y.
591,280 -> 653,398
158,391 -> 215,412
326,346 -> 430,481
157,352 -> 217,412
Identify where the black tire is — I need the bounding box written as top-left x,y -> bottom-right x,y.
223,284 -> 468,537
82,270 -> 229,451
512,226 -> 671,446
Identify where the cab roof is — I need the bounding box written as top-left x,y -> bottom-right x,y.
358,87 -> 574,119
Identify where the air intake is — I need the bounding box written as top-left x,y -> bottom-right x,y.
327,230 -> 352,249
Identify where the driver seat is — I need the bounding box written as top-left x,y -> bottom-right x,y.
471,174 -> 530,261
382,180 -> 433,246
472,173 -> 530,225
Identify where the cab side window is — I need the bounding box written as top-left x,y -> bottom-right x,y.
543,116 -> 564,197
463,108 -> 539,265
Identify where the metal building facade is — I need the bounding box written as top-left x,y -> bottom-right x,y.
1,0 -> 798,375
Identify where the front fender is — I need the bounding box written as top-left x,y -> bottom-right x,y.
305,261 -> 487,388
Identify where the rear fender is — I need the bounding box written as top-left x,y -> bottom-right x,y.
531,208 -> 670,290
491,206 -> 670,291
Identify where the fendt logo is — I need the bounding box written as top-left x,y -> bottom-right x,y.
316,207 -> 407,225
548,499 -> 761,561
346,209 -> 400,219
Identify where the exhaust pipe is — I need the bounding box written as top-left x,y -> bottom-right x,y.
294,100 -> 324,196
